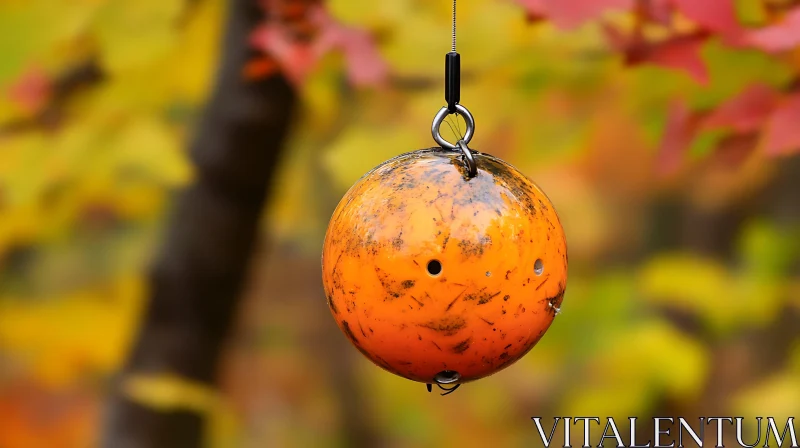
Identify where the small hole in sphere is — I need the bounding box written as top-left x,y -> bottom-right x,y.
427,260 -> 442,276
434,370 -> 461,384
534,259 -> 544,276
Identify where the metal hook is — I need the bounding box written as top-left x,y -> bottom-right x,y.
438,383 -> 461,395
457,139 -> 477,178
431,104 -> 474,150
425,370 -> 463,395
426,383 -> 461,395
548,302 -> 562,316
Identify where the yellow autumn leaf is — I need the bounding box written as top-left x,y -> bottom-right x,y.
109,117 -> 193,186
161,0 -> 222,103
91,0 -> 184,73
561,382 -> 650,419
0,204 -> 44,254
0,132 -> 50,205
206,398 -> 244,448
123,373 -> 219,414
633,321 -> 709,398
327,0 -> 412,29
268,140 -> 324,246
60,115 -> 190,188
640,252 -> 729,311
562,319 -> 708,418
322,124 -> 423,190
639,252 -> 783,334
0,275 -> 145,388
379,0 -> 522,77
732,372 -> 800,420
300,57 -> 347,134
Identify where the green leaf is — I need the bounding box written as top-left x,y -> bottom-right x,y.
0,0 -> 98,82
691,38 -> 793,109
688,129 -> 726,159
735,0 -> 769,26
736,219 -> 800,277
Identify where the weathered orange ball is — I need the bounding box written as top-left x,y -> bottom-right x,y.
322,148 -> 567,384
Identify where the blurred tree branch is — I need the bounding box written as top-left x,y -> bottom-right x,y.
101,0 -> 297,446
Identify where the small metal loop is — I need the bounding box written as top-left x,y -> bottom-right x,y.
548,302 -> 562,316
437,383 -> 461,395
457,140 -> 477,178
431,104 -> 474,150
432,370 -> 462,396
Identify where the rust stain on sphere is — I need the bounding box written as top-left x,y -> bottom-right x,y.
321,148 -> 568,384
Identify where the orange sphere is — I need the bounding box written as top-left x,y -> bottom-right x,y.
321,148 -> 567,384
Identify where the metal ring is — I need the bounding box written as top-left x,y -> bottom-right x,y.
457,140 -> 477,178
431,104 -> 475,150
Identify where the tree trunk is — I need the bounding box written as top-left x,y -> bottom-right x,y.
101,0 -> 296,445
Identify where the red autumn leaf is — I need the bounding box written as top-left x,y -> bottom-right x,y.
761,92 -> 800,156
604,25 -> 709,84
642,34 -> 709,84
250,24 -> 316,86
745,7 -> 800,52
711,133 -> 759,168
515,0 -> 547,22
702,84 -> 779,133
656,99 -> 699,175
6,66 -> 51,113
518,0 -> 745,39
669,0 -> 743,37
311,8 -> 389,87
638,0 -> 672,25
601,22 -> 633,51
251,4 -> 388,87
516,0 -> 634,30
243,56 -> 280,80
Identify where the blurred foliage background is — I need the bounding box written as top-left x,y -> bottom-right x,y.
1,0 -> 800,446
